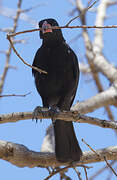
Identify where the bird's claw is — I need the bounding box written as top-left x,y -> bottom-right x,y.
49,106 -> 60,117
48,106 -> 60,123
32,106 -> 48,123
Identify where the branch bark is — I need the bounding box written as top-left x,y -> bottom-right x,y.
76,0 -> 117,122
72,85 -> 117,113
0,140 -> 117,168
0,110 -> 117,130
80,0 -> 117,83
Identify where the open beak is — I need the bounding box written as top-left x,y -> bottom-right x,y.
42,21 -> 52,34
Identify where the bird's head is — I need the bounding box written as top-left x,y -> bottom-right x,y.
39,18 -> 64,43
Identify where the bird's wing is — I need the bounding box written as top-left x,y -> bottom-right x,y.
32,48 -> 40,77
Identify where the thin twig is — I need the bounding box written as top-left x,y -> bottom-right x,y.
55,167 -> 71,180
89,161 -> 116,180
44,165 -> 71,180
6,24 -> 117,75
104,156 -> 117,177
7,34 -> 47,74
82,139 -> 100,158
84,167 -> 88,180
82,139 -> 117,177
0,0 -> 22,94
0,92 -> 31,98
44,164 -> 92,180
46,167 -> 52,174
66,0 -> 98,26
7,25 -> 117,38
73,167 -> 82,180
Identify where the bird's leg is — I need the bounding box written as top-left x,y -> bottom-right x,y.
32,106 -> 49,123
48,105 -> 60,124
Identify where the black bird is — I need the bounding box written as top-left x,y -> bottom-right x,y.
32,18 -> 82,162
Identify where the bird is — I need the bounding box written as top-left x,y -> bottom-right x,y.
32,18 -> 82,163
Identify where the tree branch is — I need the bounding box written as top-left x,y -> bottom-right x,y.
0,110 -> 117,130
65,0 -> 98,26
89,160 -> 116,180
0,140 -> 117,168
0,0 -> 22,94
77,0 -> 117,83
75,0 -> 116,122
0,92 -> 31,98
7,34 -> 47,74
72,85 -> 117,113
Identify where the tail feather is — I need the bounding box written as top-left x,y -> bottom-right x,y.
54,120 -> 82,162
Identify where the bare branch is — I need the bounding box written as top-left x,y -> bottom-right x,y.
73,167 -> 82,180
89,161 -> 116,180
84,167 -> 88,180
75,0 -> 117,123
1,110 -> 117,130
82,138 -> 117,177
92,0 -> 116,122
56,167 -> 71,180
77,2 -> 117,83
72,85 -> 117,113
65,0 -> 98,26
104,156 -> 117,177
82,136 -> 117,178
93,0 -> 107,53
82,139 -> 100,157
7,24 -> 117,76
8,25 -> 117,38
45,165 -> 91,180
7,34 -> 47,75
0,140 -> 117,167
79,63 -> 92,74
0,0 -> 22,94
44,165 -> 71,180
0,92 -> 31,98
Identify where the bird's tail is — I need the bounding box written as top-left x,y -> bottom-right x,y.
54,120 -> 82,162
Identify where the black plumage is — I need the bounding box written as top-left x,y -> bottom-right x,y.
32,18 -> 82,162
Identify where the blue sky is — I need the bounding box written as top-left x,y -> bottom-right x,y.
0,0 -> 117,179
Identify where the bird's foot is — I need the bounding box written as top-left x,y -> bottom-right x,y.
48,106 -> 60,124
32,106 -> 49,123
